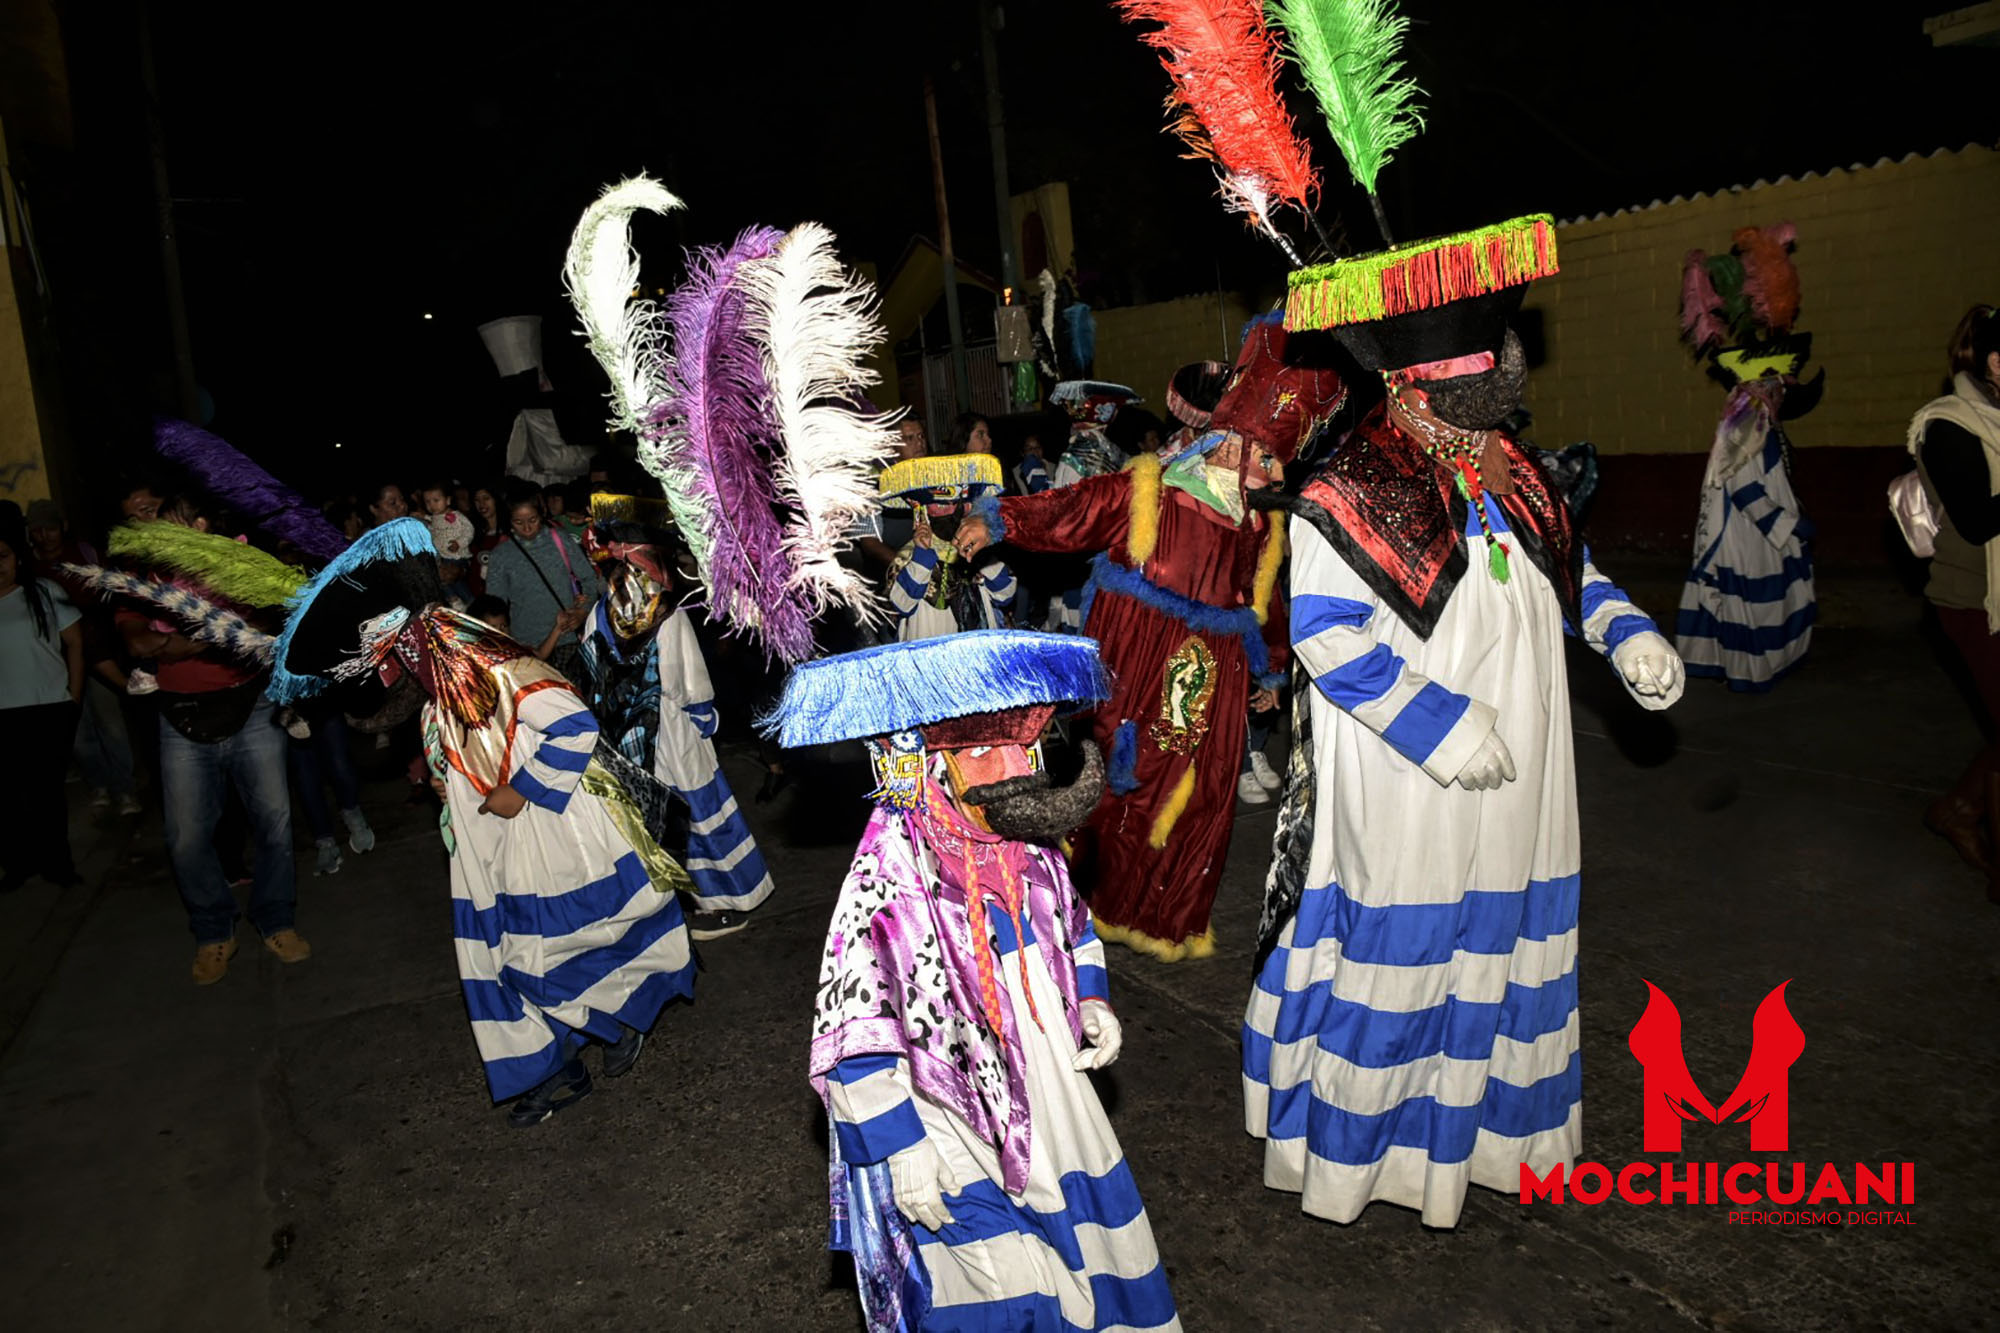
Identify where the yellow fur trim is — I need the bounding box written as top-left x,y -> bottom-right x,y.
880,452 -> 1004,507
1252,510 -> 1286,626
1124,452 -> 1162,566
1093,916 -> 1217,963
1146,762 -> 1198,850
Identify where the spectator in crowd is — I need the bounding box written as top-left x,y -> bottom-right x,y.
1912,303 -> 2000,898
0,511 -> 86,892
118,493 -> 307,984
366,482 -> 409,529
289,699 -> 375,877
468,482 -> 507,587
945,411 -> 992,454
26,498 -> 141,816
484,492 -> 598,688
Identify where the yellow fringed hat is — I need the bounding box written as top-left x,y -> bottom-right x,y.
879,452 -> 1005,510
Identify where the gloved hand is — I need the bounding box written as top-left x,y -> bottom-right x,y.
886,1139 -> 954,1231
1454,728 -> 1516,791
1612,632 -> 1685,711
1072,999 -> 1122,1071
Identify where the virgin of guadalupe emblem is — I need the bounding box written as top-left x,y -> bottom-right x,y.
1150,636 -> 1217,755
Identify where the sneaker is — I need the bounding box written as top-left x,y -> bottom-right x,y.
1236,771 -> 1271,806
262,928 -> 312,964
342,807 -> 376,854
116,793 -> 144,817
686,909 -> 750,941
508,1059 -> 593,1128
314,839 -> 343,876
89,788 -> 112,810
127,669 -> 159,696
193,938 -> 239,985
603,1028 -> 646,1079
1248,750 -> 1283,792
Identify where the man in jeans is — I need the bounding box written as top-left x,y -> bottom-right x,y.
117,507 -> 307,985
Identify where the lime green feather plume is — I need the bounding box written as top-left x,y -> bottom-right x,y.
1264,0 -> 1424,223
107,522 -> 308,607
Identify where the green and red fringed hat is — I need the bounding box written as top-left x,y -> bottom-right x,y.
1283,214 -> 1559,372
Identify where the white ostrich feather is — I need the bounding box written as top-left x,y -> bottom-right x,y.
737,222 -> 902,621
562,175 -> 685,438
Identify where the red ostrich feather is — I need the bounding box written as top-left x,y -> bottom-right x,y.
1115,0 -> 1319,233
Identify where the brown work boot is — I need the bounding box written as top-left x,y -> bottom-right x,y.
192,938 -> 239,986
1925,793 -> 1992,875
262,929 -> 312,964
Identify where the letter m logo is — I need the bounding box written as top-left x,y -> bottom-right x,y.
1627,980 -> 1804,1153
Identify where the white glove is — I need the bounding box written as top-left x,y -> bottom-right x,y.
1612,631 -> 1685,711
1454,728 -> 1516,791
885,1138 -> 954,1231
1072,999 -> 1122,1071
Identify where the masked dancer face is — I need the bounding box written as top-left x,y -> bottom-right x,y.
926,704 -> 1105,843
605,558 -> 670,641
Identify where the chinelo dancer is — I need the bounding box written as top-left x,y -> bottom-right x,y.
954,322 -> 1342,962
579,519 -> 774,938
1194,0 -> 1688,1227
766,630 -> 1179,1333
268,519 -> 696,1126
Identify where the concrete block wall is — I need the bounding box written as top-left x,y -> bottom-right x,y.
1524,145 -> 2000,459
1093,291 -> 1258,411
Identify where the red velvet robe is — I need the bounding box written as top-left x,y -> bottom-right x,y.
994,461 -> 1288,954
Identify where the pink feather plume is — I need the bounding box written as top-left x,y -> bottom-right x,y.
1680,250 -> 1727,355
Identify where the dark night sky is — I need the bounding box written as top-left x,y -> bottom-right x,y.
44,0 -> 1998,494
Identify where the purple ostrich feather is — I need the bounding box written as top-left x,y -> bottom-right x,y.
154,418 -> 351,562
655,225 -> 815,662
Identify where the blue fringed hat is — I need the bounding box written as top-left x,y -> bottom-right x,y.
761,631 -> 1108,749
269,518 -> 441,703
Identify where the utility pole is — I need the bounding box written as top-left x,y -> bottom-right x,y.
137,2 -> 200,422
978,0 -> 1018,295
923,74 -> 972,415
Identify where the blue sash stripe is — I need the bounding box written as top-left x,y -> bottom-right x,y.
1599,612 -> 1654,654
833,1100 -> 927,1164
509,764 -> 571,814
1291,593 -> 1374,641
1076,964 -> 1110,1002
1244,966 -> 1577,1071
828,1053 -> 902,1085
1378,681 -> 1471,765
1695,552 -> 1814,602
1255,1051 -> 1581,1166
1272,873 -> 1580,967
539,711 -> 598,740
534,740 -> 592,773
924,1161 -> 1149,1276
1675,603 -> 1816,653
452,851 -> 656,947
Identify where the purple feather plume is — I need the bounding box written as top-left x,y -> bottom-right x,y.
653,226 -> 816,662
154,418 -> 350,563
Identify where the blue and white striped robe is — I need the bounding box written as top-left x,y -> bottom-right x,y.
649,610 -> 774,912
1676,422 -> 1815,691
1244,503 -> 1659,1228
441,682 -> 695,1101
887,542 -> 1018,642
829,904 -> 1180,1332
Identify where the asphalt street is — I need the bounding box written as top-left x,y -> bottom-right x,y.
2,571 -> 1995,1331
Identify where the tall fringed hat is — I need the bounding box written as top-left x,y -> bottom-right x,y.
1284,216 -> 1559,373
1680,223 -> 1821,409
1166,360 -> 1230,431
565,178 -> 901,665
879,452 -> 1005,510
268,519 -> 445,703
1206,315 -> 1348,461
765,631 -> 1108,814
1050,380 -> 1143,427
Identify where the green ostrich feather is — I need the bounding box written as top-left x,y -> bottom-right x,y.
1264,0 -> 1424,201
107,522 -> 308,607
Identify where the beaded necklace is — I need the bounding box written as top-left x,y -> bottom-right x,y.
1386,376 -> 1511,583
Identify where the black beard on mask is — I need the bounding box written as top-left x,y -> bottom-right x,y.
928,511 -> 964,542
1412,329 -> 1527,431
960,741 -> 1104,844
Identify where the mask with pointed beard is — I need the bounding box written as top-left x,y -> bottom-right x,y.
1410,329 -> 1528,431
956,741 -> 1105,843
